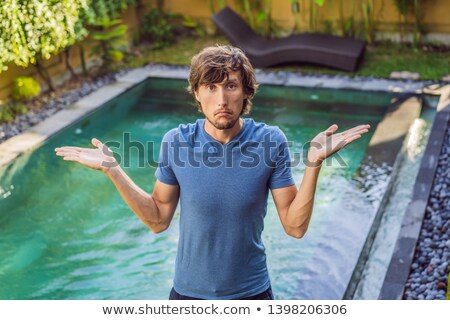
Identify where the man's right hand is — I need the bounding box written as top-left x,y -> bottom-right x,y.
55,138 -> 117,173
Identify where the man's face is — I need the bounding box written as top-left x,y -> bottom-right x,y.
195,70 -> 246,130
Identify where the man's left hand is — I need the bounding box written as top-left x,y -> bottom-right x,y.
307,124 -> 370,166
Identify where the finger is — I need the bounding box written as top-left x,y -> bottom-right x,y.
341,125 -> 366,135
346,128 -> 369,138
341,125 -> 370,137
55,146 -> 83,152
325,124 -> 338,136
91,138 -> 103,148
62,156 -> 80,162
343,134 -> 362,146
56,150 -> 79,157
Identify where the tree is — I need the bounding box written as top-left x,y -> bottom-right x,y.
0,0 -> 138,89
0,0 -> 89,90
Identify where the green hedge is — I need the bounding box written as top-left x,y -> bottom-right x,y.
0,0 -> 137,72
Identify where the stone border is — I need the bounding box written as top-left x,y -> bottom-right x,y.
142,64 -> 444,93
0,64 -> 442,168
1,64 -> 441,169
379,86 -> 450,299
342,95 -> 422,299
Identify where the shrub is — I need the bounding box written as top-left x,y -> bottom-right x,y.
0,101 -> 28,124
12,77 -> 41,101
90,19 -> 129,71
108,50 -> 124,62
12,102 -> 28,115
142,8 -> 175,49
0,103 -> 14,123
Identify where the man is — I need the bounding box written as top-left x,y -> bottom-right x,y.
55,45 -> 370,300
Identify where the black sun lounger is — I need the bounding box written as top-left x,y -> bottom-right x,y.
212,7 -> 366,72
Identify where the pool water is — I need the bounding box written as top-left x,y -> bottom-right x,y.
0,78 -> 389,299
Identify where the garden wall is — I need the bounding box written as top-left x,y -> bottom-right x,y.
165,0 -> 450,37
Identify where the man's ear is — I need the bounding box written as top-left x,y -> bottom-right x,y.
194,90 -> 200,102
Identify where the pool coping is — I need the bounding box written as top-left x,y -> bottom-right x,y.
342,95 -> 422,299
378,86 -> 450,300
0,65 -> 448,300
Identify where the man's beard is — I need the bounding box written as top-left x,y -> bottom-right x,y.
205,114 -> 240,130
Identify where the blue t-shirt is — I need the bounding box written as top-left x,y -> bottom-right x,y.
155,118 -> 295,299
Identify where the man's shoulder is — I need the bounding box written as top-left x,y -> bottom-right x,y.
162,120 -> 202,142
244,118 -> 287,140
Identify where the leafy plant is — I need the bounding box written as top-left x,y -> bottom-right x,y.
0,101 -> 28,124
0,0 -> 90,90
182,15 -> 207,37
337,0 -> 356,37
90,19 -> 129,71
235,0 -> 277,38
392,0 -> 425,46
207,0 -> 226,15
81,0 -> 138,25
0,102 -> 14,123
290,0 -> 302,33
79,0 -> 138,72
308,0 -> 326,32
393,0 -> 412,42
11,77 -> 41,101
412,0 -> 425,46
11,102 -> 28,115
362,0 -> 376,44
0,0 -> 139,87
142,8 -> 175,49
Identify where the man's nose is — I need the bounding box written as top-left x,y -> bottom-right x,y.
217,87 -> 228,106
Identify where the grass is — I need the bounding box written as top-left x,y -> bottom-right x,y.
123,35 -> 450,81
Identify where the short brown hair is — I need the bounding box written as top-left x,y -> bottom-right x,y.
188,45 -> 258,115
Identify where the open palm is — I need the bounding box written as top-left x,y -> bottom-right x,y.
308,124 -> 370,164
55,138 -> 117,172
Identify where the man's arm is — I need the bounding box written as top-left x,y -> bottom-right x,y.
106,166 -> 179,233
271,124 -> 370,239
55,138 -> 179,233
271,165 -> 321,239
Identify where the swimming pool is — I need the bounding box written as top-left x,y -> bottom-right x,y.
0,77 -> 433,299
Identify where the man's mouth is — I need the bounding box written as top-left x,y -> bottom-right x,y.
215,110 -> 232,116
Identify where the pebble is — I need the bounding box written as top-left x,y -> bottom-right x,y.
390,71 -> 420,80
403,124 -> 450,300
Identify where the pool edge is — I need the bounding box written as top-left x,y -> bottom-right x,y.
378,86 -> 450,300
1,65 -> 441,170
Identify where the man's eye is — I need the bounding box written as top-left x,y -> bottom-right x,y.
227,84 -> 237,89
207,85 -> 215,90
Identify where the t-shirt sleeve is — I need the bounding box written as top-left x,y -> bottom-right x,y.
155,129 -> 179,186
269,128 -> 295,189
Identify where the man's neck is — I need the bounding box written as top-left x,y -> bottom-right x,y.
204,118 -> 243,144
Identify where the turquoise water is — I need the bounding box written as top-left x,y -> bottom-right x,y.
0,79 -> 388,299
